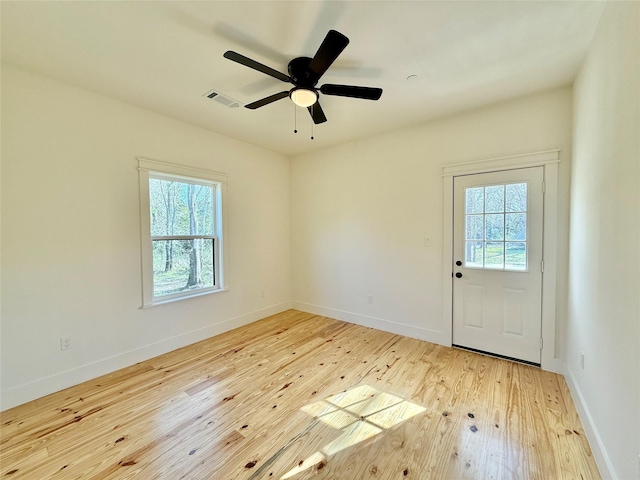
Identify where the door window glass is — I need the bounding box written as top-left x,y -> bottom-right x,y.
464,183 -> 527,271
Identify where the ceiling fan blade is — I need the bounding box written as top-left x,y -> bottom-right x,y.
224,51 -> 292,83
307,102 -> 327,124
308,30 -> 349,81
245,91 -> 290,109
320,84 -> 383,100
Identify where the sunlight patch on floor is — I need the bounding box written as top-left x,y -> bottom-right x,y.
284,385 -> 426,478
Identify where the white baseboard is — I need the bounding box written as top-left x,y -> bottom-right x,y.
563,362 -> 616,479
291,301 -> 449,346
1,301 -> 292,411
542,357 -> 565,374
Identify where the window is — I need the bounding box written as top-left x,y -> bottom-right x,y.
464,182 -> 528,271
138,158 -> 227,307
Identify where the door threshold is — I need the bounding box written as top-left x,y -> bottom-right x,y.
453,344 -> 541,367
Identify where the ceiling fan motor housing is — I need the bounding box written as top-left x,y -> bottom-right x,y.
288,57 -> 317,88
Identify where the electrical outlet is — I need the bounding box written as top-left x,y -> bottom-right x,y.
424,236 -> 431,246
260,289 -> 265,298
60,337 -> 71,351
580,351 -> 585,369
367,295 -> 374,304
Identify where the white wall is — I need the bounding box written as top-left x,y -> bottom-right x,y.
567,2 -> 640,479
291,87 -> 572,349
0,64 -> 291,410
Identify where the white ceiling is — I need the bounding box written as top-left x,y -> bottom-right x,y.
1,1 -> 605,157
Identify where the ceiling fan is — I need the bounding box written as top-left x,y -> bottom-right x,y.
223,30 -> 382,124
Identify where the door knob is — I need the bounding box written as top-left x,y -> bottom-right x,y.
456,260 -> 462,266
455,272 -> 463,278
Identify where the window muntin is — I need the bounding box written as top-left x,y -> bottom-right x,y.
464,182 -> 527,271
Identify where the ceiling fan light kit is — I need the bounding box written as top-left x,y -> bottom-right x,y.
290,87 -> 318,108
223,29 -> 383,126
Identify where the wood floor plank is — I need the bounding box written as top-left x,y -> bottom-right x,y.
0,310 -> 600,479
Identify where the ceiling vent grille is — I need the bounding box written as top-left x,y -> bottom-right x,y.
204,89 -> 240,108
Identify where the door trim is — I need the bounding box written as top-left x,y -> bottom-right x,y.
442,150 -> 562,372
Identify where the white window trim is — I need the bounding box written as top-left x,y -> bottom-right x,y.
442,149 -> 562,373
138,157 -> 229,308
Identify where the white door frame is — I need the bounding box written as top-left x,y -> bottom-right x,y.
442,150 -> 562,372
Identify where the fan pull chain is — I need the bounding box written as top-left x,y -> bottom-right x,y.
293,105 -> 316,140
293,105 -> 298,134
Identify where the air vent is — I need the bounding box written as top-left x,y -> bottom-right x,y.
203,89 -> 240,108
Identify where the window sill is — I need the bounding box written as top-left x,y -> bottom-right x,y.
141,287 -> 229,309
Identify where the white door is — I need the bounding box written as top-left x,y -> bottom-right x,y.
452,167 -> 544,364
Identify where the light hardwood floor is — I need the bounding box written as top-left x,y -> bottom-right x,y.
1,310 -> 600,479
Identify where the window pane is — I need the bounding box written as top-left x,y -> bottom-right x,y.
152,239 -> 214,297
485,185 -> 504,213
465,187 -> 484,214
485,242 -> 504,269
506,183 -> 527,212
149,178 -> 214,236
505,213 -> 526,241
465,241 -> 484,267
485,214 -> 504,241
465,215 -> 484,241
505,242 -> 526,270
